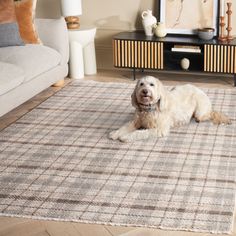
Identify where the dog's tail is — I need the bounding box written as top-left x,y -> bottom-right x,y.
210,111 -> 231,125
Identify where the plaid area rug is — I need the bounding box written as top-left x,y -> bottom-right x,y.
0,80 -> 235,234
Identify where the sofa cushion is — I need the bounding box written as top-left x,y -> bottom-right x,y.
0,0 -> 16,23
0,22 -> 24,47
0,0 -> 24,47
0,62 -> 25,95
0,44 -> 61,82
15,0 -> 41,44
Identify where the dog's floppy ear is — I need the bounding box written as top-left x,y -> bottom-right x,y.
131,85 -> 138,109
157,79 -> 168,111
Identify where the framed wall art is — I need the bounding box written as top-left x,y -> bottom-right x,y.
159,0 -> 219,36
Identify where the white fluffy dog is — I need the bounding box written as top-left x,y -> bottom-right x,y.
109,76 -> 231,142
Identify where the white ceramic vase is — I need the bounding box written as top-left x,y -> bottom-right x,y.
153,22 -> 167,38
180,58 -> 190,70
141,10 -> 157,36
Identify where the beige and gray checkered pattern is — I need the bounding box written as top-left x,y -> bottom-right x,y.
0,80 -> 235,234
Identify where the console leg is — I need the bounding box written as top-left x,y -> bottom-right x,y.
234,74 -> 236,87
133,68 -> 136,80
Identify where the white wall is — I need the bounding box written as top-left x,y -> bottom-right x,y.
36,0 -> 236,70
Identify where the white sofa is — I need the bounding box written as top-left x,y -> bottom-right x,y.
0,17 -> 69,117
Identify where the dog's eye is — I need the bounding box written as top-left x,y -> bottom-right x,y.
140,82 -> 144,86
150,83 -> 154,87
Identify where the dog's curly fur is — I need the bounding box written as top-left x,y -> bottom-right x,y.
109,76 -> 231,142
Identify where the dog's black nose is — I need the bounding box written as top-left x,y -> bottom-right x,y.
142,89 -> 148,95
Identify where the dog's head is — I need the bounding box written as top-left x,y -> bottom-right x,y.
131,76 -> 168,111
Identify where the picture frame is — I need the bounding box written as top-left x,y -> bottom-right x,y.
159,0 -> 219,36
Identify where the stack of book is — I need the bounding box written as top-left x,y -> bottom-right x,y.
171,45 -> 201,53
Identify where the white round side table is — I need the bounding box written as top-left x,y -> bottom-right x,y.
68,27 -> 97,79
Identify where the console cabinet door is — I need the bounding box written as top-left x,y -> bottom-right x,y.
204,44 -> 236,74
113,39 -> 163,70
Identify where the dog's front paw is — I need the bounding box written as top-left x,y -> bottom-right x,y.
119,135 -> 130,143
157,128 -> 169,137
119,134 -> 134,143
109,130 -> 120,140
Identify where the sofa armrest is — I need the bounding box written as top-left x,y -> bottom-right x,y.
35,18 -> 69,65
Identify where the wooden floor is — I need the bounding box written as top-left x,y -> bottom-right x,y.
0,69 -> 235,236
